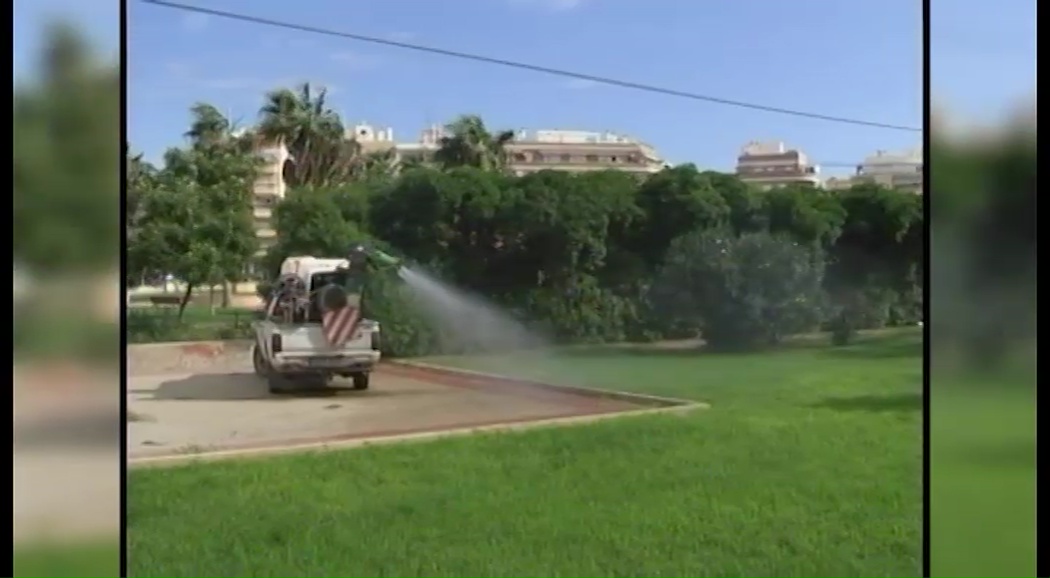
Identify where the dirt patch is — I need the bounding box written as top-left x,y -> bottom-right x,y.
125,341 -> 700,465
127,367 -> 639,461
127,340 -> 253,376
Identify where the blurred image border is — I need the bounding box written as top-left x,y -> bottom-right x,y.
119,0 -> 131,576
920,0 -> 932,576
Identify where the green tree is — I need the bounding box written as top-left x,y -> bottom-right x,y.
825,184 -> 923,342
433,114 -> 516,171
261,187 -> 370,278
763,183 -> 847,248
131,163 -> 258,317
128,104 -> 260,314
186,102 -> 236,148
14,22 -> 120,275
930,124 -> 1034,368
699,170 -> 768,234
126,146 -> 158,233
14,22 -> 121,368
125,146 -> 158,286
651,230 -> 828,350
631,164 -> 732,270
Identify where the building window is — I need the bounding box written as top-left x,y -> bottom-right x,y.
559,154 -> 571,163
534,153 -> 545,162
610,156 -> 619,163
585,154 -> 598,163
512,153 -> 527,162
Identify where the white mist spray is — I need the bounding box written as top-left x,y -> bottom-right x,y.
396,266 -> 548,353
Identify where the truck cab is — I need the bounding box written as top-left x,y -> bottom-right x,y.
252,255 -> 382,394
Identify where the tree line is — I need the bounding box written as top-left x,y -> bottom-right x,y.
127,82 -> 925,355
12,26 -> 1031,370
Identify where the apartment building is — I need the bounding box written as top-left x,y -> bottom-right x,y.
348,123 -> 398,154
734,141 -> 821,190
351,123 -> 667,175
853,148 -> 924,194
244,123 -> 667,261
250,142 -> 290,258
505,129 -> 666,175
823,176 -> 855,191
821,148 -> 924,194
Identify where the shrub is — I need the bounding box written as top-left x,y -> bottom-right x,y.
651,230 -> 828,351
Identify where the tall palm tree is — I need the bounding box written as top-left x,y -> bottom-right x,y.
433,114 -> 516,171
184,103 -> 257,155
185,103 -> 232,149
257,82 -> 363,188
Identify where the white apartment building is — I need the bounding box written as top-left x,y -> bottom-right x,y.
734,141 -> 821,190
822,148 -> 924,194
853,148 -> 924,194
350,123 -> 667,175
250,142 -> 291,258
246,123 -> 669,261
506,129 -> 666,175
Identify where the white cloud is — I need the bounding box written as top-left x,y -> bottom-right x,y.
164,60 -> 192,78
329,51 -> 381,71
181,13 -> 209,33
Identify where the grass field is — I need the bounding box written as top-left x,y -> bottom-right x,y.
14,540 -> 120,577
127,329 -> 922,577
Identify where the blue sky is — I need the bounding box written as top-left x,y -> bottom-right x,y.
15,0 -> 1035,174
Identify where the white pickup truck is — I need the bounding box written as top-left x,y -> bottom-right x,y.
251,255 -> 383,394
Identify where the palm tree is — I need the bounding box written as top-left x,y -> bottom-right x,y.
433,114 -> 516,171
184,103 -> 257,155
257,82 -> 363,188
185,103 -> 232,148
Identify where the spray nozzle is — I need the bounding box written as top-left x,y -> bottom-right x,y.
347,245 -> 402,269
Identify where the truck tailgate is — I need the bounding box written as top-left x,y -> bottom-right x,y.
277,321 -> 377,355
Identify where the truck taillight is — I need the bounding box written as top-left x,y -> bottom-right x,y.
271,334 -> 283,354
370,330 -> 381,352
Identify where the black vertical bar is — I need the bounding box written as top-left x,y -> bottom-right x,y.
119,1 -> 130,578
919,0 -> 928,575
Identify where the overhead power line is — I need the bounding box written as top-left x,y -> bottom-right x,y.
141,0 -> 922,133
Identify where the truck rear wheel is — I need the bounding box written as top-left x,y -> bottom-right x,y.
252,345 -> 268,377
352,372 -> 370,391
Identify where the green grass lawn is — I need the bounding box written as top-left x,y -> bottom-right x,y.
14,539 -> 120,577
127,329 -> 922,577
929,374 -> 1036,577
126,304 -> 256,343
